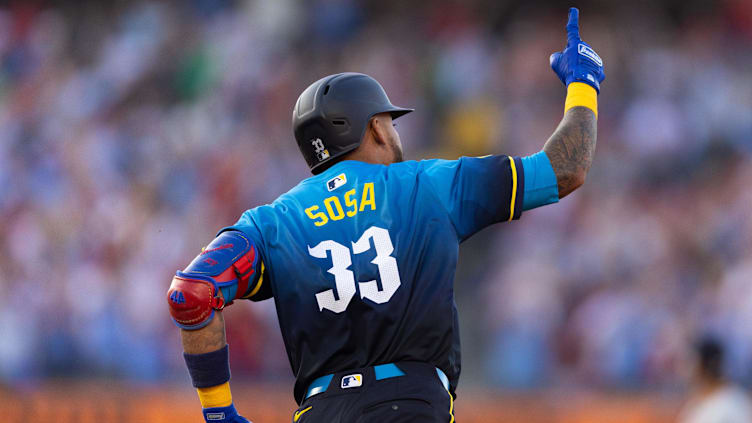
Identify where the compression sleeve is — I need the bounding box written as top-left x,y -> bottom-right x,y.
520,151 -> 559,211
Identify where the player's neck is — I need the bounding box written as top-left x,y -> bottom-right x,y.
340,144 -> 394,167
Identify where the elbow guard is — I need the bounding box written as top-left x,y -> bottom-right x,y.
167,231 -> 260,330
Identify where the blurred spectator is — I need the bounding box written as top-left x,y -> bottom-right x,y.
678,337 -> 752,423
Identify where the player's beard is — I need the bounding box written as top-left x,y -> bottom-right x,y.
389,137 -> 404,163
392,146 -> 403,163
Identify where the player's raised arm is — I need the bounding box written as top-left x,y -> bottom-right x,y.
167,230 -> 264,423
543,7 -> 605,198
459,7 -> 605,221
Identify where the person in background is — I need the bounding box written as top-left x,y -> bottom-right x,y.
679,337 -> 752,423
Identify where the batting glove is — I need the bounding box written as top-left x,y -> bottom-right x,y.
203,404 -> 251,423
550,8 -> 605,93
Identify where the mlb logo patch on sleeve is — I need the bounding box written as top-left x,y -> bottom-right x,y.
327,173 -> 347,191
341,373 -> 362,388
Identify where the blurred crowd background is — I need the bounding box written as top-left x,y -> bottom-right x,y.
1,0 -> 751,418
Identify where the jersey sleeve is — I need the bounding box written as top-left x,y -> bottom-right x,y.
418,155 -> 525,241
217,214 -> 272,302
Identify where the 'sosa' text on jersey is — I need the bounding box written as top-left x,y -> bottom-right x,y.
304,182 -> 376,227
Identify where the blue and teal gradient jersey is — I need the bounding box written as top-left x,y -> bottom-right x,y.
223,155 -> 555,404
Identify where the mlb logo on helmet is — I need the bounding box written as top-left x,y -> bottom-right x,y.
326,173 -> 347,191
341,373 -> 362,389
311,138 -> 330,162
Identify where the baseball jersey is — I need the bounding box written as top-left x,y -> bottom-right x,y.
223,156 -> 528,404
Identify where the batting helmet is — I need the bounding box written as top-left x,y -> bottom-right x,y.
292,73 -> 413,174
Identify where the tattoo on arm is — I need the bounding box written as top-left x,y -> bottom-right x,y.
542,106 -> 597,198
180,311 -> 226,354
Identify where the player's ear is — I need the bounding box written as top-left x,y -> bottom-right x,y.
369,114 -> 389,147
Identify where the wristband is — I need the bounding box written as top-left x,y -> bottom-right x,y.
565,82 -> 598,117
198,381 -> 233,408
184,344 -> 231,388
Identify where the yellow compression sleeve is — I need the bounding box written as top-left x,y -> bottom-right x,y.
565,82 -> 598,117
197,381 -> 233,408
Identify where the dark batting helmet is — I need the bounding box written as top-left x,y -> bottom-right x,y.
292,73 -> 413,174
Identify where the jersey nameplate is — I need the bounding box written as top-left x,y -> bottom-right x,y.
304,182 -> 376,227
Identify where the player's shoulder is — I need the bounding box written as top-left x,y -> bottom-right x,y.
384,158 -> 468,178
227,159 -> 459,236
247,158 -> 460,213
237,166 -> 347,223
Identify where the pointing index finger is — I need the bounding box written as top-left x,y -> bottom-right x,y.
566,7 -> 580,44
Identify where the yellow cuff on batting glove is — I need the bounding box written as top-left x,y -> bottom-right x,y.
565,82 -> 598,117
197,381 -> 233,408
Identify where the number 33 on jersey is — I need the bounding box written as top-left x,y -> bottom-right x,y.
309,226 -> 400,313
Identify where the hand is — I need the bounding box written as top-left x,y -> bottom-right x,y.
203,404 -> 252,423
550,8 -> 605,93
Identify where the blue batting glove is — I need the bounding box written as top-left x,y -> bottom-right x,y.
203,404 -> 251,423
550,7 -> 605,93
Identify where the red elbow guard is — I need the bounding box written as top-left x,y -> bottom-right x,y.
167,230 -> 261,330
167,274 -> 225,330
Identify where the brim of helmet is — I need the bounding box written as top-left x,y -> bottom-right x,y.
387,107 -> 414,119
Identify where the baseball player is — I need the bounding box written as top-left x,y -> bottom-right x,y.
167,8 -> 604,423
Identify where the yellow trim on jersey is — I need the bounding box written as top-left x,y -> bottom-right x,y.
243,261 -> 265,299
565,82 -> 598,117
445,388 -> 455,423
294,406 -> 313,422
197,381 -> 232,408
508,156 -> 518,222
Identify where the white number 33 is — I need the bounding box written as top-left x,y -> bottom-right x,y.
308,226 -> 401,313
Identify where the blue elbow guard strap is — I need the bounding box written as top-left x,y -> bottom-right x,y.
167,231 -> 260,330
184,344 -> 231,388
